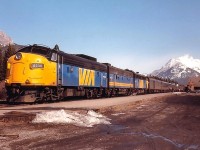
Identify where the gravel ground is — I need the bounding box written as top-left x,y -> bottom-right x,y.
0,93 -> 200,150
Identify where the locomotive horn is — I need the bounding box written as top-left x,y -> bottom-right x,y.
54,44 -> 59,51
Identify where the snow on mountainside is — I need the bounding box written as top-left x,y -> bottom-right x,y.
0,30 -> 13,46
151,55 -> 200,85
0,30 -> 23,54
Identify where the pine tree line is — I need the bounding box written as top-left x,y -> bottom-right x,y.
0,44 -> 16,81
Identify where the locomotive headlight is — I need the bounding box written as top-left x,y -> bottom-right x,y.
30,63 -> 44,69
15,53 -> 22,60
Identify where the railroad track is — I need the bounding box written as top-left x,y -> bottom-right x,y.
0,101 -> 9,108
0,101 -> 28,108
0,112 -> 35,123
0,100 -> 35,123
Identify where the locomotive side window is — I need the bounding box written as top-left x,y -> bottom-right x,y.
51,53 -> 57,61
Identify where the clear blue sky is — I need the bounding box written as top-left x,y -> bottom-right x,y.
1,0 -> 200,74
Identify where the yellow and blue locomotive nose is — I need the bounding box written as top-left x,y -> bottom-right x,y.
5,52 -> 57,86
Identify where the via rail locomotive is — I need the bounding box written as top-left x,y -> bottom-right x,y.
5,45 -> 184,103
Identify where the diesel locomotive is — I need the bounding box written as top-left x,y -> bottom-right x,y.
5,44 -> 183,103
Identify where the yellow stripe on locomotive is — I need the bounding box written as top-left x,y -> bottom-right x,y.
5,52 -> 57,86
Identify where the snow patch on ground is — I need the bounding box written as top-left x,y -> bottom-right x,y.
172,92 -> 184,95
32,109 -> 111,127
111,113 -> 125,116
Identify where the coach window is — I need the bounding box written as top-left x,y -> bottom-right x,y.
51,53 -> 57,61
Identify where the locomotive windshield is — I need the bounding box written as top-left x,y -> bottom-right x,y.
18,46 -> 50,56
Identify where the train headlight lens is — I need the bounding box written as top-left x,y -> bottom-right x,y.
25,79 -> 31,84
15,53 -> 22,60
30,63 -> 44,69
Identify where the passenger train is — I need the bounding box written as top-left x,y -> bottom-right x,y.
5,44 -> 184,103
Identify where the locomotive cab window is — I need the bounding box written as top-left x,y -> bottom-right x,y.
51,53 -> 57,61
18,46 -> 49,56
32,48 -> 47,55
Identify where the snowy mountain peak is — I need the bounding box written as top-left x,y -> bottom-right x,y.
0,30 -> 14,46
151,54 -> 200,85
167,54 -> 200,73
165,58 -> 177,68
177,55 -> 200,72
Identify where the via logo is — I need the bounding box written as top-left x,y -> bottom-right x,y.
79,68 -> 95,86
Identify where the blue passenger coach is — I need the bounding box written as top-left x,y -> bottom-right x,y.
104,63 -> 133,96
58,52 -> 108,98
134,73 -> 148,94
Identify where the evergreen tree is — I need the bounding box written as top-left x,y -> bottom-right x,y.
3,44 -> 16,79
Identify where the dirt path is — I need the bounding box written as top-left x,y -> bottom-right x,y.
0,93 -> 200,150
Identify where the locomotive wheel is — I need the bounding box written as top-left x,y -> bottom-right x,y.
86,89 -> 93,99
93,89 -> 98,98
105,90 -> 111,98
